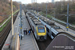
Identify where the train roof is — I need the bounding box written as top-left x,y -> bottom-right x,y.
36,25 -> 45,27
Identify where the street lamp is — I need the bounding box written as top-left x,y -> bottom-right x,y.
11,0 -> 14,36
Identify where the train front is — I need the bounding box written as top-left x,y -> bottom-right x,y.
36,26 -> 47,41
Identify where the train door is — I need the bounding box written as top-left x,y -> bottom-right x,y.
46,27 -> 49,35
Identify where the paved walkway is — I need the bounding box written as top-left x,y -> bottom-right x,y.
20,10 -> 39,50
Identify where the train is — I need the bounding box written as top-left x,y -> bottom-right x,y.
29,11 -> 75,40
25,10 -> 75,50
26,12 -> 47,41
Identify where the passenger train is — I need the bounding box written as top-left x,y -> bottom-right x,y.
31,11 -> 75,40
26,12 -> 47,41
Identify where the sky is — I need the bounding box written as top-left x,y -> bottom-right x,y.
12,0 -> 61,4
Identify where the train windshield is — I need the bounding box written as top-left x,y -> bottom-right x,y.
38,27 -> 45,33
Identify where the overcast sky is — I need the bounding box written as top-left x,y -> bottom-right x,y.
12,0 -> 61,4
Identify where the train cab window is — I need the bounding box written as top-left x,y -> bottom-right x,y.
38,27 -> 45,33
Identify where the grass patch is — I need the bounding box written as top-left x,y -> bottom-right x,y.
47,14 -> 52,19
0,19 -> 7,25
40,12 -> 45,16
39,12 -> 53,19
0,10 -> 19,32
0,19 -> 11,32
72,22 -> 75,25
0,9 -> 19,26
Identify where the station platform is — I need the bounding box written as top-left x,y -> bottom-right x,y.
2,10 -> 39,50
2,10 -> 20,50
20,10 -> 39,50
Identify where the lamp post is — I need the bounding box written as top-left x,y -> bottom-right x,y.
11,0 -> 14,36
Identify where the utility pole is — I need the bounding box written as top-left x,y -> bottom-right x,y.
52,0 -> 55,18
19,4 -> 22,45
11,0 -> 14,36
36,0 -> 38,13
20,4 -> 22,34
66,3 -> 69,31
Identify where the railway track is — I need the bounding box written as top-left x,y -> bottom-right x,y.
36,35 -> 52,50
0,12 -> 18,49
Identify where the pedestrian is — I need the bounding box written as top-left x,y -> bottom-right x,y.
28,30 -> 31,35
19,34 -> 20,38
26,28 -> 28,35
30,28 -> 32,33
19,34 -> 22,40
28,28 -> 32,35
21,34 -> 22,40
30,28 -> 32,31
23,29 -> 26,35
